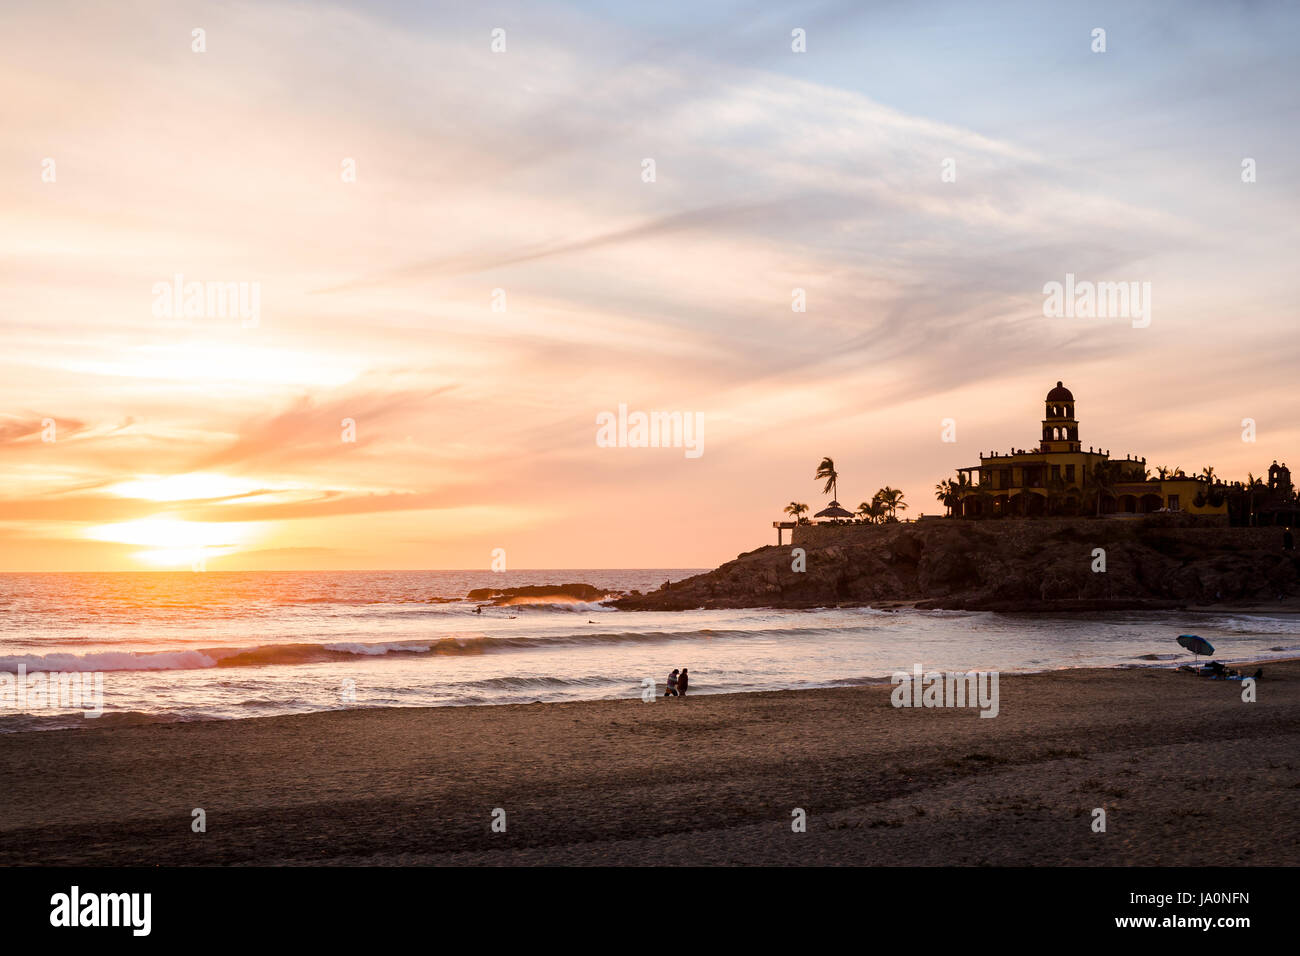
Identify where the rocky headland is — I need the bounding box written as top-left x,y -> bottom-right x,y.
613,518 -> 1300,612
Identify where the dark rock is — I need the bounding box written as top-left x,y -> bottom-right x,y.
465,583 -> 615,604
611,519 -> 1300,612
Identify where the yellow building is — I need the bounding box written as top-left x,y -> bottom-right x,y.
953,382 -> 1228,519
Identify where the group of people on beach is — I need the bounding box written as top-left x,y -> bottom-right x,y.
664,667 -> 689,697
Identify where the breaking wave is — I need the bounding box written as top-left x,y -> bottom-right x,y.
1205,615 -> 1300,635
0,626 -> 825,673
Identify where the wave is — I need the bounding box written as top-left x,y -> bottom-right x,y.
304,599 -> 619,621
1203,615 -> 1300,634
0,649 -> 221,672
0,626 -> 800,673
505,600 -> 618,613
456,674 -> 618,690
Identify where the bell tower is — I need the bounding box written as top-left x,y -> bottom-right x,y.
1041,381 -> 1080,452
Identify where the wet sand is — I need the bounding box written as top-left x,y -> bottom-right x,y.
1,661 -> 1297,866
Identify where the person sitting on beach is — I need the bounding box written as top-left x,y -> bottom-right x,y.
664,669 -> 679,697
678,667 -> 689,697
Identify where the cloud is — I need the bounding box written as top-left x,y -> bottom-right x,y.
1,0 -> 1297,568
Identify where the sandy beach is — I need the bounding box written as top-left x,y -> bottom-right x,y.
2,661 -> 1297,866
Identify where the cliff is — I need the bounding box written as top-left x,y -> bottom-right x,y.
613,518 -> 1300,612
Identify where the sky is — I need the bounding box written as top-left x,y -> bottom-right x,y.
1,0 -> 1298,571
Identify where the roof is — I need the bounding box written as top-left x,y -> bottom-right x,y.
1046,380 -> 1074,402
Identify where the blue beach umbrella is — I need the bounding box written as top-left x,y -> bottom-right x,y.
1177,634 -> 1215,666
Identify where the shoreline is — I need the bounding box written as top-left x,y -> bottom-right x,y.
6,653 -> 1298,736
2,659 -> 1296,865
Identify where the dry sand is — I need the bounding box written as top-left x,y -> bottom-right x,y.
1,661 -> 1297,866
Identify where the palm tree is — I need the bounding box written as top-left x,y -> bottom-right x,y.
875,487 -> 907,521
1245,473 -> 1263,527
1046,474 -> 1067,516
1201,465 -> 1217,485
857,500 -> 886,524
1155,465 -> 1170,480
953,471 -> 973,514
1091,461 -> 1116,516
934,479 -> 955,517
815,457 -> 839,501
784,501 -> 809,525
894,490 -> 909,519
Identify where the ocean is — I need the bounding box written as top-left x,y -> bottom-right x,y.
2,570 -> 1298,731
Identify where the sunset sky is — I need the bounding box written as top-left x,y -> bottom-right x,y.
2,0 -> 1298,571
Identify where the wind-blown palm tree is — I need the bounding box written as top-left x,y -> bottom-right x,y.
783,501 -> 809,525
934,475 -> 970,517
935,479 -> 955,516
815,457 -> 839,501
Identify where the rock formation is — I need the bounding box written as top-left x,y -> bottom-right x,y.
613,519 -> 1300,612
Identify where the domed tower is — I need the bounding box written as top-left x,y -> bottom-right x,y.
1269,460 -> 1292,496
1041,381 -> 1080,452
